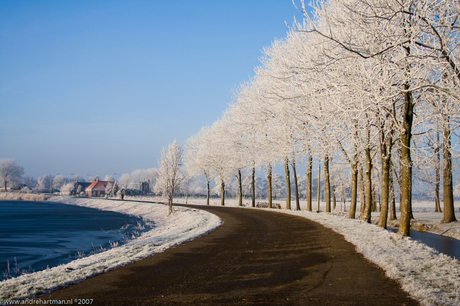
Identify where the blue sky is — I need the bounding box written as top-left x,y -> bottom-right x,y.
0,0 -> 305,180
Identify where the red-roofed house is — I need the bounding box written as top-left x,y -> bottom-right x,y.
85,180 -> 116,197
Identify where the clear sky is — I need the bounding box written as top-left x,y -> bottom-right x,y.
0,0 -> 305,180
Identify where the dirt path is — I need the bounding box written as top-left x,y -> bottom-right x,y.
44,205 -> 419,305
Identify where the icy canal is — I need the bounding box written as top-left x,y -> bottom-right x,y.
0,200 -> 151,279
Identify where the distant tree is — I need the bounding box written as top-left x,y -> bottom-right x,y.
112,183 -> 119,197
116,169 -> 157,190
105,182 -> 114,197
61,182 -> 74,195
129,168 -> 158,190
88,175 -> 99,182
37,174 -> 53,192
104,175 -> 114,181
155,140 -> 184,213
22,175 -> 37,189
73,175 -> 85,182
0,159 -> 24,190
271,174 -> 286,200
118,174 -> 131,189
53,175 -> 66,191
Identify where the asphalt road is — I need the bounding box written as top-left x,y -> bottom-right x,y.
44,204 -> 419,305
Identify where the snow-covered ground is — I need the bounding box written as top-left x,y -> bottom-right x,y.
1,195 -> 459,305
0,197 -> 222,300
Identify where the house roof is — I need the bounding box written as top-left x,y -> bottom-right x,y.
85,180 -> 116,192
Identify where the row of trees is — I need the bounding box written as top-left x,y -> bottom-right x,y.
183,0 -> 460,236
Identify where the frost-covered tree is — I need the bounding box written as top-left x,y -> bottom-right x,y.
105,182 -> 114,198
112,183 -> 119,197
104,175 -> 115,182
271,174 -> 286,200
207,120 -> 238,206
53,175 -> 66,191
60,182 -> 75,195
37,174 -> 54,192
230,77 -> 281,208
0,159 -> 24,190
292,0 -> 432,235
88,175 -> 99,182
155,140 -> 184,213
118,173 -> 131,190
22,175 -> 37,189
117,169 -> 157,191
130,168 -> 158,190
72,175 -> 86,182
181,0 -> 460,237
185,126 -> 216,205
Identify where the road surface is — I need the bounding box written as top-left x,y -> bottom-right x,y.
44,204 -> 419,305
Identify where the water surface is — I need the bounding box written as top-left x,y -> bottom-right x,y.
0,200 -> 150,278
388,227 -> 460,260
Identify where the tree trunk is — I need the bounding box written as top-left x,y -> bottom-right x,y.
205,172 -> 210,206
359,161 -> 366,217
389,172 -> 397,221
397,84 -> 414,237
169,194 -> 173,214
331,157 -> 336,211
220,180 -> 225,206
252,167 -> 256,208
435,127 -> 442,213
237,170 -> 242,207
292,161 -> 300,211
378,131 -> 392,228
267,164 -> 272,209
363,147 -> 373,223
285,158 -> 291,210
185,180 -> 189,204
169,179 -> 175,214
441,116 -> 457,223
317,162 -> 321,212
372,184 -> 377,212
348,162 -> 358,219
324,154 -> 331,213
332,184 -> 337,211
307,154 -> 313,211
435,173 -> 442,213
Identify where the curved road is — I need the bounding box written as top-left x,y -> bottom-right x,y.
44,205 -> 419,305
